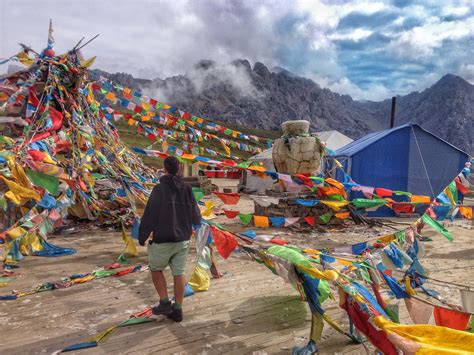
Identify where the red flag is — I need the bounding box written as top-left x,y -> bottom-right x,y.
210,226 -> 237,259
28,149 -> 46,161
54,140 -> 71,153
433,306 -> 470,330
31,131 -> 51,142
455,177 -> 469,195
270,238 -> 288,245
213,192 -> 240,205
223,210 -> 239,219
48,107 -> 63,131
304,216 -> 315,226
91,82 -> 101,91
375,188 -> 392,197
392,202 -> 415,214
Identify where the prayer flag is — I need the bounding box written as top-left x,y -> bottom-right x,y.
284,217 -> 299,227
411,195 -> 430,203
304,216 -> 315,226
422,214 -> 453,241
188,265 -> 210,292
459,206 -> 472,220
319,212 -> 332,224
460,289 -> 474,313
223,210 -> 239,219
192,187 -> 204,202
26,169 -> 59,196
213,192 -> 240,205
269,216 -> 285,228
375,188 -> 392,197
238,213 -> 253,225
320,200 -> 348,211
433,306 -> 471,331
404,298 -> 433,324
352,198 -> 387,209
253,215 -> 270,228
210,226 -> 237,259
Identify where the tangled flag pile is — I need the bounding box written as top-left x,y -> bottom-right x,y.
0,24 -> 157,264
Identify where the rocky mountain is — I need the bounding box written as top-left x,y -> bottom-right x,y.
90,62 -> 473,154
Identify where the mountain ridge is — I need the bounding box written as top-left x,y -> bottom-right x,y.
90,62 -> 473,154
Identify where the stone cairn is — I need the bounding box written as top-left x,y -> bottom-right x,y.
272,120 -> 324,175
253,120 -> 343,228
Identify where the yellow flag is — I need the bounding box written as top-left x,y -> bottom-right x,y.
16,51 -> 35,66
8,157 -> 31,188
201,201 -> 214,217
220,140 -> 231,156
320,200 -> 349,211
80,56 -> 97,68
373,316 -> 474,354
6,226 -> 27,239
188,265 -> 210,292
1,176 -> 41,205
121,226 -> 138,257
335,257 -> 354,266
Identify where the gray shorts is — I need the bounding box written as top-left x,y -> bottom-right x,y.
147,240 -> 190,276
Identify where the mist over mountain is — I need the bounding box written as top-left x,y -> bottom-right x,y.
90,61 -> 473,154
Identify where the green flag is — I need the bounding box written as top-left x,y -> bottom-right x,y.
118,317 -> 154,327
327,194 -> 344,201
26,169 -> 59,196
319,212 -> 332,224
422,214 -> 453,241
447,181 -> 458,204
94,270 -> 117,278
395,230 -> 406,244
0,195 -> 6,211
239,213 -> 253,225
352,198 -> 387,209
192,187 -> 204,202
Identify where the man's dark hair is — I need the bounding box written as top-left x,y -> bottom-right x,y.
164,156 -> 180,175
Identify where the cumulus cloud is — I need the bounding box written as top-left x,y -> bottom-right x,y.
0,0 -> 472,101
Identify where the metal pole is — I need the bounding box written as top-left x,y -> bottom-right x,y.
390,96 -> 396,128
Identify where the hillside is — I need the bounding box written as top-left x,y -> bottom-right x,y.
90,62 -> 474,154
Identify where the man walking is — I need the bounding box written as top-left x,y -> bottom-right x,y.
139,156 -> 201,322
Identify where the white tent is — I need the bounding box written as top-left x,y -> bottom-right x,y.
316,130 -> 353,151
245,148 -> 276,194
245,130 -> 353,193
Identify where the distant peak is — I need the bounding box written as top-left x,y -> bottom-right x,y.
231,59 -> 251,71
436,73 -> 471,87
193,59 -> 217,71
253,62 -> 270,77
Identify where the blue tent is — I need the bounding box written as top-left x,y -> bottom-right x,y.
334,123 -> 469,198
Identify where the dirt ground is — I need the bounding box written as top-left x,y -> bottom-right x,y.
1,195 -> 473,354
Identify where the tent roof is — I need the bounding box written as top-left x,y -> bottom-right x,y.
334,123 -> 468,157
316,130 -> 353,151
249,130 -> 353,161
248,147 -> 273,161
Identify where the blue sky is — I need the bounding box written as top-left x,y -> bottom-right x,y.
1,0 -> 473,100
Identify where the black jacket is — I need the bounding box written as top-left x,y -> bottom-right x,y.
138,175 -> 201,244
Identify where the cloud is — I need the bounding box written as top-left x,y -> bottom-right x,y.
0,0 -> 472,101
387,17 -> 474,59
142,59 -> 262,103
